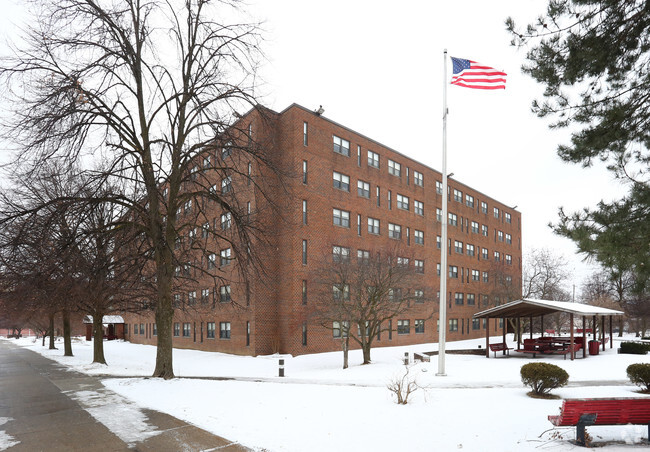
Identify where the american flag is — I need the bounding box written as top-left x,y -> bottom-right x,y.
450,57 -> 507,90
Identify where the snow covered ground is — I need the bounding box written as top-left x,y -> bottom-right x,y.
4,334 -> 650,451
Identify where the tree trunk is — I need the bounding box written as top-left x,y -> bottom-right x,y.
48,313 -> 56,350
62,309 -> 73,356
342,338 -> 349,369
618,317 -> 623,337
153,271 -> 174,379
92,313 -> 107,365
362,342 -> 371,364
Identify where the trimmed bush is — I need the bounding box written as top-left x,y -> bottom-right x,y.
520,363 -> 569,397
620,342 -> 650,355
627,363 -> 650,393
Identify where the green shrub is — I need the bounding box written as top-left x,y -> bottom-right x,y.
627,363 -> 650,393
520,363 -> 569,397
620,342 -> 650,355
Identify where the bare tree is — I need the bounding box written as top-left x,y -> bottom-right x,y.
312,249 -> 430,367
0,0 -> 284,378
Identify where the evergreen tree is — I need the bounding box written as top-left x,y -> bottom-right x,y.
507,0 -> 650,289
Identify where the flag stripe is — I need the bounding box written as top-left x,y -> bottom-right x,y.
450,56 -> 507,90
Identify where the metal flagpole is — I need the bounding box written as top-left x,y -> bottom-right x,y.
437,49 -> 448,376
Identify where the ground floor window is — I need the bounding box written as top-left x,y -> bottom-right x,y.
207,322 -> 215,338
173,322 -> 180,337
183,322 -> 191,337
397,319 -> 410,335
220,322 -> 231,339
449,319 -> 458,332
415,319 -> 424,334
472,319 -> 480,330
139,323 -> 144,335
133,323 -> 138,335
302,322 -> 307,346
152,323 -> 157,336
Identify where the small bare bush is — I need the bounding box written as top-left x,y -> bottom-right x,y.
387,365 -> 421,404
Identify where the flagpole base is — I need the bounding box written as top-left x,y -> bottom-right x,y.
435,372 -> 447,377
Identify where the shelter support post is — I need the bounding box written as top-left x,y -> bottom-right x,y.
582,316 -> 587,358
517,317 -> 521,349
601,317 -> 605,352
570,314 -> 575,361
609,316 -> 613,349
592,315 -> 597,339
541,315 -> 544,336
529,316 -> 533,339
502,318 -> 506,355
485,318 -> 490,358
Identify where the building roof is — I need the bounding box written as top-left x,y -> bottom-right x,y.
82,315 -> 125,324
473,299 -> 624,319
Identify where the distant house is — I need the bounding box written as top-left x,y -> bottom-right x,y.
83,315 -> 125,341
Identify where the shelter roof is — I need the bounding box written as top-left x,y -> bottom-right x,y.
473,299 -> 624,319
82,315 -> 125,324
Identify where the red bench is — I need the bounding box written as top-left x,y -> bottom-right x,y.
548,343 -> 582,360
549,398 -> 650,446
488,343 -> 512,357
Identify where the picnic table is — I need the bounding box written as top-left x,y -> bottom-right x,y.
516,337 -> 584,358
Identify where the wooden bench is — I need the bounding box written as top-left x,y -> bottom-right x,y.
413,352 -> 430,363
549,397 -> 650,446
488,343 -> 512,358
548,343 -> 582,360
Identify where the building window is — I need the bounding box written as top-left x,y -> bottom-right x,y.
220,248 -> 232,266
133,323 -> 137,335
396,194 -> 409,211
333,284 -> 350,302
219,322 -> 231,339
414,229 -> 424,245
471,221 -> 479,234
302,280 -> 307,304
357,214 -> 361,236
357,249 -> 370,264
220,285 -> 231,303
397,320 -> 410,335
302,160 -> 308,184
415,319 -> 425,334
465,194 -> 474,207
201,288 -> 210,304
333,135 -> 350,156
481,201 -> 488,214
389,288 -> 402,303
493,207 -> 500,218
472,319 -> 481,330
302,323 -> 308,346
506,233 -> 512,244
436,180 -> 443,194
388,223 -> 402,240
482,224 -> 488,236
357,180 -> 370,198
415,259 -> 424,273
437,263 -> 441,276
455,293 -> 464,305
302,239 -> 307,265
208,253 -> 216,269
203,156 -> 211,169
140,323 -> 144,335
494,251 -> 501,262
332,171 -> 350,191
506,254 -> 512,265
221,141 -> 232,160
397,257 -> 409,268
302,200 -> 307,225
388,160 -> 401,177
472,269 -> 480,281
414,289 -> 424,304
482,271 -> 489,283
153,323 -> 157,336
498,230 -> 504,242
482,247 -> 489,260
184,199 -> 192,214
449,319 -> 459,332
332,321 -> 342,338
467,293 -> 476,305
333,208 -> 350,228
247,162 -> 252,185
376,186 -> 380,206
173,294 -> 181,308
414,200 -> 424,216
466,244 -> 475,256
448,213 -> 458,226
332,245 -> 350,263
173,322 -> 180,337
505,212 -> 512,224
368,217 -> 380,235
413,170 -> 423,187
303,121 -> 308,146
449,265 -> 458,278
357,146 -> 361,166
454,240 -> 463,254
220,212 -> 232,230
437,235 -> 441,249
207,322 -> 215,339
453,189 -> 462,202
188,291 -> 196,305
436,208 -> 442,222
368,150 -> 380,168
182,323 -> 191,337
219,176 -> 231,195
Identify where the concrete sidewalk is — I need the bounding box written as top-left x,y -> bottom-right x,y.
0,340 -> 249,451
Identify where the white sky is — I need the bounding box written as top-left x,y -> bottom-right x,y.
0,0 -> 624,292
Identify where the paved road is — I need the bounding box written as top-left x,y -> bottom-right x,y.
0,340 -> 249,451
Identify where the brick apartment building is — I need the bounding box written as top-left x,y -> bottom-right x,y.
122,103 -> 522,356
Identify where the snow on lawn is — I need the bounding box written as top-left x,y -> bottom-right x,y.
5,334 -> 650,451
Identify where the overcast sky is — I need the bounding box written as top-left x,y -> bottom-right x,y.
1,0 -> 624,294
